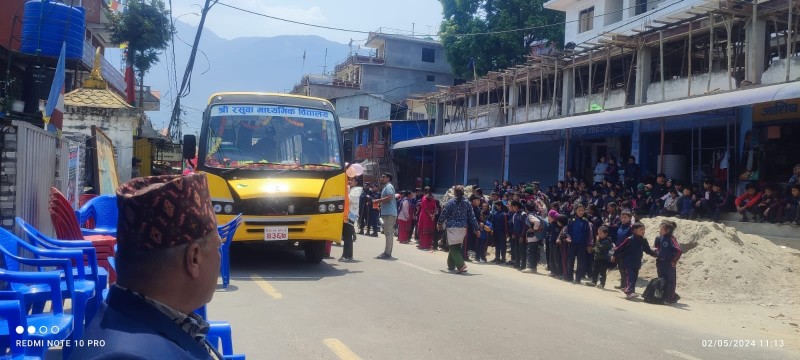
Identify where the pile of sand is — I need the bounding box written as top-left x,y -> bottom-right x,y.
613,217 -> 800,304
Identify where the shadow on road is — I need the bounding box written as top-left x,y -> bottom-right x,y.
225,242 -> 363,283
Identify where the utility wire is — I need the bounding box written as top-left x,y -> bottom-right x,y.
217,0 -> 671,38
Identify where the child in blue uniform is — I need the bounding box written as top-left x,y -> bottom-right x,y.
612,222 -> 655,298
654,220 -> 682,304
565,205 -> 593,283
614,211 -> 634,290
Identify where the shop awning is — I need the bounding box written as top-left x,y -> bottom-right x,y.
394,80 -> 800,150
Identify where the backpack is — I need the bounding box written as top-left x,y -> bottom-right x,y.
526,214 -> 546,242
643,278 -> 666,304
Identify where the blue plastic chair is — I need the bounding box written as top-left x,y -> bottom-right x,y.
76,195 -> 117,237
194,306 -> 246,360
0,227 -> 94,357
16,218 -> 108,313
0,270 -> 75,359
217,215 -> 242,289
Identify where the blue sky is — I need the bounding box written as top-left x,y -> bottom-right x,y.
173,0 -> 445,44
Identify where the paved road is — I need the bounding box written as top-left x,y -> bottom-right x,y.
208,234 -> 798,360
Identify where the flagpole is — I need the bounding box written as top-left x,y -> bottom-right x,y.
301,50 -> 306,80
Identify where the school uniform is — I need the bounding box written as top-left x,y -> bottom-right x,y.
615,223 -> 633,289
565,216 -> 592,282
654,235 -> 682,303
614,234 -> 655,295
590,237 -> 613,287
525,215 -> 547,271
546,222 -> 563,276
511,210 -> 528,269
491,210 -> 509,262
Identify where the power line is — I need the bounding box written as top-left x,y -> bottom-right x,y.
216,0 -> 670,38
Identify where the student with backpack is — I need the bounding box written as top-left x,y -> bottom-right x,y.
586,226 -> 613,288
522,203 -> 547,273
509,200 -> 529,270
545,210 -> 560,275
476,211 -> 492,263
565,204 -> 593,283
614,211 -> 634,290
612,222 -> 656,299
491,201 -> 509,263
654,220 -> 682,304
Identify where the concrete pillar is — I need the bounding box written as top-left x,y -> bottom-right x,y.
507,83 -> 518,124
436,102 -> 445,135
561,68 -> 575,115
463,141 -> 469,185
503,136 -> 510,180
745,17 -> 767,84
635,47 -> 652,104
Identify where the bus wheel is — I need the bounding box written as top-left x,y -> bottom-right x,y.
304,241 -> 325,263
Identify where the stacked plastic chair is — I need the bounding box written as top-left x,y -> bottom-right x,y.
218,215 -> 242,289
0,271 -> 74,359
0,227 -> 92,359
16,218 -> 107,315
76,195 -> 118,237
49,188 -> 116,284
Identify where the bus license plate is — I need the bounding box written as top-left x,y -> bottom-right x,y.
264,227 -> 288,241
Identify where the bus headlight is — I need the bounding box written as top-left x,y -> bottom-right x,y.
328,204 -> 336,212
318,204 -> 327,213
213,204 -> 222,213
224,204 -> 234,214
337,204 -> 344,210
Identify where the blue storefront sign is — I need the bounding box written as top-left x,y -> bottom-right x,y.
570,122 -> 634,139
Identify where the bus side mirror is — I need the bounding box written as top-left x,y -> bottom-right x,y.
183,135 -> 197,160
343,139 -> 353,162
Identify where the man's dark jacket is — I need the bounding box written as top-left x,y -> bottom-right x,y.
70,286 -> 221,359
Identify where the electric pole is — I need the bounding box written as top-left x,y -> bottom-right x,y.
168,0 -> 214,142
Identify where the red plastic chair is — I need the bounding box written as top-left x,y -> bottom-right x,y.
49,188 -> 117,283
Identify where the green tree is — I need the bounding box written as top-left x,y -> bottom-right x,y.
109,0 -> 173,105
439,0 -> 564,79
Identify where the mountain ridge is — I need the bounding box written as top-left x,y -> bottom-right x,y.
145,19 -> 349,134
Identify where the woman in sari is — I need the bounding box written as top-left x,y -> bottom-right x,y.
397,190 -> 414,243
417,187 -> 437,250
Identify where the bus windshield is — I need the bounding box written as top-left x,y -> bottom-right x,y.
203,104 -> 342,170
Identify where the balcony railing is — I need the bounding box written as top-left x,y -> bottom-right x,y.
82,40 -> 127,95
334,55 -> 385,73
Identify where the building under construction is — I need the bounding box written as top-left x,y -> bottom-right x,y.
396,0 -> 800,192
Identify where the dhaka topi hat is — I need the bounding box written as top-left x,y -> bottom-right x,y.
117,173 -> 217,251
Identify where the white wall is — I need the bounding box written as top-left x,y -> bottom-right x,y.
761,57 -> 800,85
334,94 -> 392,120
512,103 -> 560,122
646,71 -> 736,103
63,107 -> 139,183
573,89 -> 626,113
560,0 -> 707,44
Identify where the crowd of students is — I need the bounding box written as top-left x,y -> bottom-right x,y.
352,160 -> 800,302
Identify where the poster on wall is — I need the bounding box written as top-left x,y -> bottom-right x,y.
67,144 -> 81,208
92,126 -> 120,195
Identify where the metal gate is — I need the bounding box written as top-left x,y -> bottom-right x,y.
13,120 -> 57,238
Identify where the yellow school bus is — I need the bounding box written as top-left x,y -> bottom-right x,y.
183,92 -> 345,263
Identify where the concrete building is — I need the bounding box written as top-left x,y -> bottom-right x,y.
64,52 -> 139,183
396,0 -> 800,193
292,32 -> 455,116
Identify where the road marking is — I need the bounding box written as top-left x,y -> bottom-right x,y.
664,349 -> 703,360
323,338 -> 362,360
396,260 -> 441,275
250,274 -> 283,299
